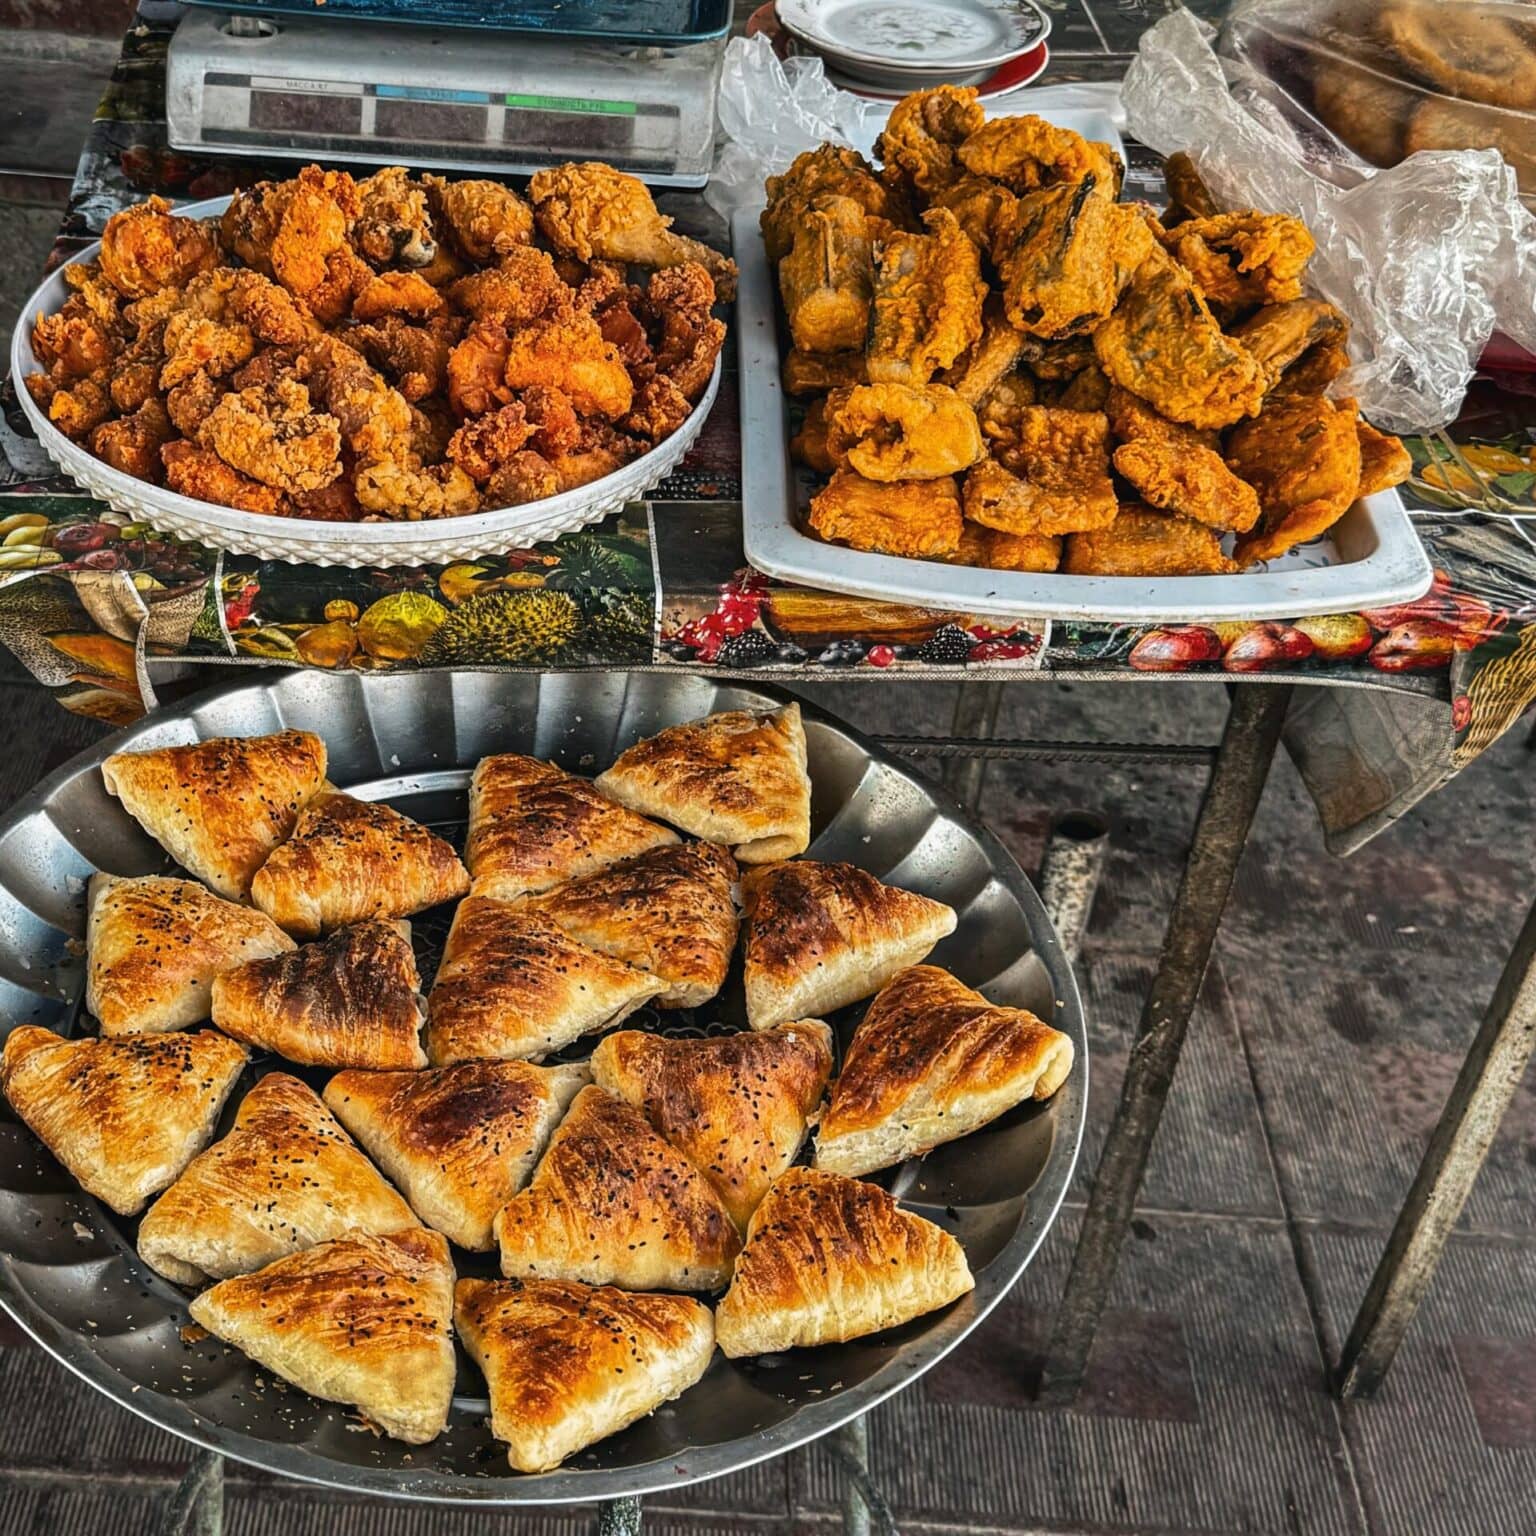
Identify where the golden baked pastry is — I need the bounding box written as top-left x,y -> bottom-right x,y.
425,897 -> 663,1065
590,1022 -> 834,1230
100,730 -> 327,900
456,1276 -> 715,1473
740,860 -> 956,1029
0,1026 -> 247,1216
494,1085 -> 740,1291
594,704 -> 812,864
714,1167 -> 973,1357
137,1071 -> 417,1286
517,841 -> 739,1008
815,965 -> 1073,1177
211,920 -> 426,1070
324,1059 -> 589,1250
465,753 -> 678,902
251,789 -> 469,938
190,1228 -> 455,1445
86,872 -> 294,1036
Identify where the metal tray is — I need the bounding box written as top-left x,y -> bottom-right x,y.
736,105 -> 1433,623
12,198 -> 720,569
0,669 -> 1086,1506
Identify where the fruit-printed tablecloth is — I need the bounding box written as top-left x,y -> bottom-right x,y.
2,5 -> 1533,853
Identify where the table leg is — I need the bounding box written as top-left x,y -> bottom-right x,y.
1035,684 -> 1293,1404
595,1495 -> 643,1534
1335,893 -> 1536,1399
946,680 -> 1005,811
825,1414 -> 897,1536
1038,811 -> 1111,964
159,1449 -> 223,1536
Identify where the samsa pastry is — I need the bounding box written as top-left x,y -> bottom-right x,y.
86,873 -> 294,1037
495,1085 -> 740,1292
517,841 -> 738,1009
595,703 -> 812,865
714,1168 -> 973,1357
425,897 -> 662,1065
590,1021 -> 835,1230
325,1059 -> 589,1250
741,860 -> 957,1030
0,1026 -> 247,1216
137,1071 -> 417,1286
815,965 -> 1074,1177
250,789 -> 469,938
465,753 -> 677,902
101,729 -> 327,900
211,920 -> 426,1070
190,1228 -> 455,1446
456,1277 -> 715,1473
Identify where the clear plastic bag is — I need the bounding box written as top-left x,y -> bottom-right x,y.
1122,8 -> 1536,431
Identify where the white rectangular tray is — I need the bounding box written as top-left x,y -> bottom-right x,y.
735,111 -> 1433,623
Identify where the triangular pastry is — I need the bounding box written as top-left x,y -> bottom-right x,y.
741,860 -> 956,1030
425,897 -> 663,1066
518,842 -> 739,1008
0,1026 -> 248,1216
87,873 -> 295,1037
101,729 -> 327,900
590,1022 -> 834,1230
324,1059 -> 590,1249
466,753 -> 677,902
494,1085 -> 740,1291
594,704 -> 812,864
211,920 -> 426,1070
190,1228 -> 455,1445
250,789 -> 469,939
456,1276 -> 715,1473
137,1071 -> 417,1286
714,1167 -> 973,1357
814,965 -> 1074,1178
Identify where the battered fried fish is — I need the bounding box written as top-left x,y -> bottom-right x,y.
958,114 -> 1122,194
762,144 -> 910,263
868,209 -> 986,387
965,405 -> 1117,535
1160,151 -> 1219,226
1063,506 -> 1238,575
778,196 -> 874,355
1355,418 -> 1413,497
808,470 -> 963,557
938,298 -> 1025,406
1112,440 -> 1260,533
1161,211 -> 1315,315
782,348 -> 867,397
929,176 -> 1019,253
1230,299 -> 1350,388
830,382 -> 983,481
875,84 -> 986,197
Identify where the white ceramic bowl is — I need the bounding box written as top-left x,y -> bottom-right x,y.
12,195 -> 722,569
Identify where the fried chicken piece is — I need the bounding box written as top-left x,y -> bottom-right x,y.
1093,246 -> 1266,430
159,277 -> 256,388
98,197 -> 220,299
621,375 -> 693,442
39,369 -> 112,440
875,85 -> 986,197
447,322 -> 513,418
415,242 -> 469,289
1113,439 -> 1260,534
354,455 -> 480,520
446,402 -> 532,484
485,450 -> 558,506
351,270 -> 445,322
90,397 -> 174,483
929,175 -> 1019,253
976,371 -> 1036,444
528,162 -> 737,301
270,168 -> 372,326
574,260 -> 629,312
348,315 -> 454,402
1063,505 -> 1238,575
1161,151 -> 1219,227
408,399 -> 456,463
198,378 -> 342,495
939,298 -> 1025,405
1227,393 -> 1362,564
162,439 -> 284,514
778,196 -> 874,356
869,208 -> 986,387
1056,363 -> 1110,412
1162,211 -> 1314,315
289,476 -> 362,522
783,347 -> 867,397
1230,299 -> 1349,389
109,324 -> 164,413
809,470 -> 962,557
31,300 -> 119,379
425,175 -> 534,263
763,144 -> 911,262
644,264 -> 726,403
958,116 -> 1121,194
61,261 -> 125,332
220,180 -> 288,273
967,406 -> 1118,535
299,334 -> 413,462
992,179 -> 1153,340
1356,419 -> 1412,497
449,246 -> 570,326
502,310 -> 633,419
226,269 -> 319,346
231,346 -> 300,392
165,369 -> 221,438
595,291 -> 653,376
541,419 -> 644,493
354,166 -> 435,269
830,382 -> 982,481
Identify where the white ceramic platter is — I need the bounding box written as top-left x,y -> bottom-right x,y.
13,195 -> 721,569
736,108 -> 1434,624
776,0 -> 1049,75
824,42 -> 1050,100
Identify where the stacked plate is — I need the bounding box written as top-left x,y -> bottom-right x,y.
773,0 -> 1050,99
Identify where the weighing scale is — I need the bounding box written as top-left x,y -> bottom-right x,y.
165,0 -> 732,186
